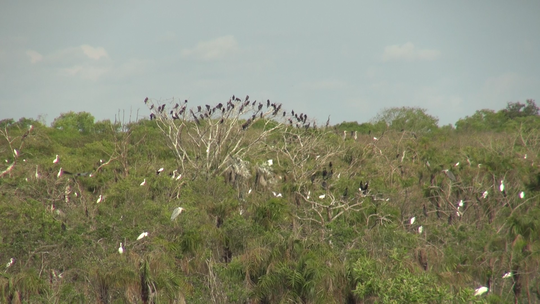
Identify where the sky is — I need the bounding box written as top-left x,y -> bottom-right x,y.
1,1 -> 539,127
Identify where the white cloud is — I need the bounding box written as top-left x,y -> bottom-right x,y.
80,45 -> 108,60
62,64 -> 110,81
181,35 -> 239,61
382,42 -> 440,62
26,50 -> 43,63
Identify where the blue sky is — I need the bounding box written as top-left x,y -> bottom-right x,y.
1,1 -> 539,126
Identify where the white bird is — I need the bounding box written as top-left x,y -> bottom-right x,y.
499,180 -> 505,192
171,207 -> 184,220
171,169 -> 178,179
6,258 -> 14,268
176,174 -> 182,180
373,137 -> 379,141
57,168 -> 63,178
454,162 -> 460,167
474,286 -> 488,296
307,191 -> 311,199
267,159 -> 273,166
319,194 -> 326,199
458,200 -> 464,208
35,165 -> 40,179
96,195 -> 103,204
118,243 -> 124,254
482,190 -> 488,199
276,193 -> 282,197
248,188 -> 252,194
13,149 -> 18,157
418,226 -> 423,234
137,232 -> 148,240
140,179 -> 146,186
519,191 -> 525,199
410,217 -> 416,225
53,155 -> 59,164
524,154 -> 527,159
156,167 -> 164,175
502,272 -> 512,279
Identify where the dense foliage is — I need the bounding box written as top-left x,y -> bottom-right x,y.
1,98 -> 539,303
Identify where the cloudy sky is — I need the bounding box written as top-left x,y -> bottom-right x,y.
1,1 -> 539,127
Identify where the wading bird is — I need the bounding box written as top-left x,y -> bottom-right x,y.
519,191 -> 525,199
96,195 -> 103,204
53,155 -> 59,164
410,217 -> 416,225
171,207 -> 184,221
118,243 -> 124,254
418,226 -> 423,234
156,168 -> 164,175
140,179 -> 146,186
137,232 -> 148,240
482,191 -> 488,199
500,180 -> 505,192
5,258 -> 14,269
502,272 -> 512,279
474,286 -> 488,296
57,168 -> 63,178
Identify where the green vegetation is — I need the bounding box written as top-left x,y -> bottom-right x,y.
1,98 -> 539,303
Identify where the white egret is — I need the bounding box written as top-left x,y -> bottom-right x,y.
35,165 -> 40,179
307,191 -> 311,199
57,168 -> 63,178
474,286 -> 488,296
319,194 -> 326,199
13,149 -> 18,157
140,179 -> 146,186
482,190 -> 488,199
6,258 -> 14,268
410,217 -> 416,225
502,272 -> 512,279
53,155 -> 59,164
248,188 -> 252,194
418,226 -> 423,234
171,169 -> 178,179
524,154 -> 527,159
454,162 -> 460,167
458,200 -> 464,208
267,159 -> 273,166
96,195 -> 103,204
171,207 -> 185,221
176,174 -> 182,180
499,180 -> 505,192
373,137 -> 379,141
137,232 -> 148,240
118,243 -> 124,254
519,191 -> 525,199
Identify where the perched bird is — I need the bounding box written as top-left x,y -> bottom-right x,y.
171,207 -> 185,221
96,195 -> 103,204
118,243 -> 124,254
474,286 -> 489,296
5,258 -> 14,269
410,217 -> 416,225
53,155 -> 59,164
140,179 -> 146,186
137,232 -> 149,240
502,272 -> 512,279
499,180 -> 505,192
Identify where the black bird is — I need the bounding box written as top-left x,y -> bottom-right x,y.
252,100 -> 256,106
423,204 -> 428,217
150,113 -> 156,120
322,168 -> 328,179
235,97 -> 241,102
359,181 -> 369,195
258,103 -> 263,111
206,104 -> 211,111
322,181 -> 328,190
267,99 -> 270,107
197,106 -> 202,112
329,162 -> 333,168
283,111 -> 286,117
343,187 -> 348,198
144,97 -> 148,104
245,95 -> 249,101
